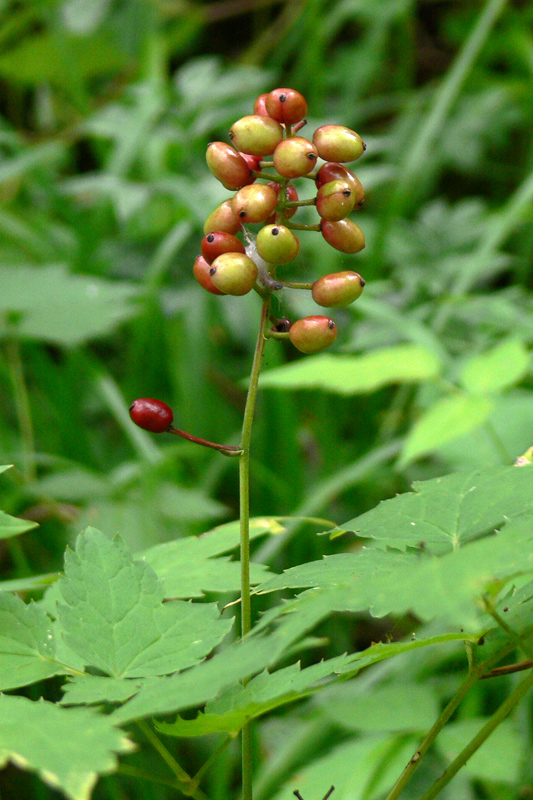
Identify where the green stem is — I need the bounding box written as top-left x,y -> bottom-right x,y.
137,720 -> 210,800
419,667 -> 533,800
383,640 -> 516,800
280,281 -> 313,290
5,337 -> 36,483
286,222 -> 321,231
239,297 -> 271,800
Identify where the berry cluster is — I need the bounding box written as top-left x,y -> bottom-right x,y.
195,87 -> 367,355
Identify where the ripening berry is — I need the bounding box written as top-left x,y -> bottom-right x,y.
232,184 -> 278,223
206,142 -> 254,190
204,200 -> 242,235
241,153 -> 262,175
266,182 -> 298,223
316,163 -> 365,206
313,125 -> 365,163
209,252 -> 258,296
229,115 -> 284,156
201,232 -> 245,264
289,316 -> 337,354
321,219 -> 365,253
256,224 -> 300,264
193,254 -> 225,295
129,398 -> 174,433
265,88 -> 307,125
273,317 -> 291,332
312,271 -> 365,307
253,94 -> 270,116
273,137 -> 318,178
316,180 -> 356,221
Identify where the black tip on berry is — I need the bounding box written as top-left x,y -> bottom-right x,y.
209,267 -> 216,275
239,211 -> 246,218
272,227 -> 280,235
228,131 -> 234,139
308,153 -> 317,161
360,278 -> 366,287
129,402 -> 135,411
363,142 -> 367,151
328,320 -> 335,329
280,93 -> 287,102
207,233 -> 215,242
343,190 -> 351,196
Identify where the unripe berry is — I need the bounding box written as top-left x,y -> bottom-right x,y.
266,182 -> 298,222
316,180 -> 356,221
209,252 -> 258,296
273,137 -> 318,178
232,184 -> 278,223
313,125 -> 365,162
289,316 -> 337,354
201,232 -> 245,264
204,200 -> 241,235
193,254 -> 225,295
229,115 -> 284,156
321,219 -> 365,253
256,224 -> 300,264
129,398 -> 174,432
312,271 -> 365,307
206,142 -> 253,190
265,88 -> 307,125
316,163 -> 365,206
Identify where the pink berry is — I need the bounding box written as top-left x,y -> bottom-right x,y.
320,219 -> 365,253
312,271 -> 365,307
289,316 -> 337,354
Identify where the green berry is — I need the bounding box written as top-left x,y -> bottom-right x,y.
265,88 -> 307,125
313,125 -> 365,163
193,255 -> 225,295
289,316 -> 337,354
209,252 -> 258,296
229,115 -> 284,156
316,179 -> 356,221
273,137 -> 318,178
316,162 -> 364,206
204,200 -> 241,235
206,142 -> 253,190
256,224 -> 300,264
201,232 -> 245,264
232,184 -> 278,223
312,271 -> 365,307
321,219 -> 365,253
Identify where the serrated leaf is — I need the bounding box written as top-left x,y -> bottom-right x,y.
460,338 -> 530,394
61,674 -> 158,706
0,593 -> 65,690
0,509 -> 38,539
0,695 -> 132,800
57,527 -> 232,678
142,517 -> 282,597
258,346 -> 442,394
337,466 -> 533,551
400,393 -> 493,465
0,264 -> 140,346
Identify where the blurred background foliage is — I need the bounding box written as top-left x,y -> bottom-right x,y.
2,0 -> 533,797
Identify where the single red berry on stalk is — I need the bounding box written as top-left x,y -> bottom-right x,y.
129,398 -> 174,433
201,232 -> 245,264
265,88 -> 307,125
289,316 -> 337,354
321,218 -> 365,253
206,142 -> 254,190
273,137 -> 317,178
312,271 -> 365,307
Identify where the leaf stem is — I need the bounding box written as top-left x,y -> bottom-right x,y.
239,297 -> 271,800
168,426 -> 243,457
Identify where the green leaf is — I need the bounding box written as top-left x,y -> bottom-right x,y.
0,695 -> 132,800
57,527 -> 233,678
258,346 -> 442,394
142,517 -> 282,597
336,466 -> 533,551
315,682 -> 439,733
459,338 -> 530,394
0,509 -> 38,539
436,719 -> 522,783
0,593 -> 65,690
61,674 -> 158,706
400,393 -> 493,465
0,264 -> 140,346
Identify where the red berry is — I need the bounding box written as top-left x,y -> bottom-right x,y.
129,398 -> 174,433
241,153 -> 262,175
229,115 -> 284,156
312,125 -> 365,162
273,137 -> 317,178
316,179 -> 356,222
321,219 -> 365,253
289,316 -> 337,354
312,271 -> 365,307
232,184 -> 278,223
204,200 -> 241,235
253,94 -> 270,116
316,163 -> 365,206
206,142 -> 254,190
265,88 -> 307,125
201,232 -> 245,264
193,255 -> 225,295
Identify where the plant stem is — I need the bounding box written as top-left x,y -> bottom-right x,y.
383,640 -> 516,800
168,426 -> 243,456
239,297 -> 271,800
5,337 -> 36,483
419,667 -> 533,800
